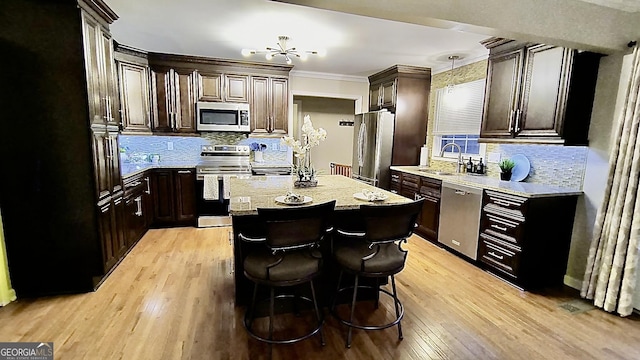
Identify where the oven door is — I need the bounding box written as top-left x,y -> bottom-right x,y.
196,177 -> 232,227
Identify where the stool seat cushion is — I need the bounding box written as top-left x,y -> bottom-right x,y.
334,241 -> 405,275
244,250 -> 321,283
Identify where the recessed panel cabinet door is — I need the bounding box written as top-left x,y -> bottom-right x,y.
197,72 -> 222,102
250,76 -> 270,134
91,127 -> 111,203
152,170 -> 175,225
151,70 -> 172,132
480,49 -> 524,138
100,30 -> 119,128
225,74 -> 249,103
118,62 -> 151,132
174,70 -> 196,133
174,169 -> 196,224
81,11 -> 103,126
517,45 -> 568,140
270,78 -> 288,135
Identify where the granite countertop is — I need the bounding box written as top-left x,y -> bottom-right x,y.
121,161 -> 199,178
391,166 -> 582,198
229,175 -> 410,216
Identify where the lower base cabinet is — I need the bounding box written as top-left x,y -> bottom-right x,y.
97,193 -> 127,274
478,190 -> 578,289
391,170 -> 441,243
151,168 -> 196,227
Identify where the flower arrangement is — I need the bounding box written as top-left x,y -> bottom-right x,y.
281,115 -> 327,186
249,142 -> 267,152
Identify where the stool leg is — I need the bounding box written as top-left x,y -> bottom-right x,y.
309,279 -> 325,346
347,275 -> 359,348
374,277 -> 380,309
391,275 -> 403,340
247,282 -> 259,328
330,270 -> 344,312
269,287 -> 275,342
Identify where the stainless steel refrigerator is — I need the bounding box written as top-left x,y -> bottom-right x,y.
351,110 -> 395,189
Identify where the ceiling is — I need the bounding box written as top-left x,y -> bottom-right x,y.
104,0 -> 640,78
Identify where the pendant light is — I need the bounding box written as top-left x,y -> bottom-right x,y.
446,55 -> 459,94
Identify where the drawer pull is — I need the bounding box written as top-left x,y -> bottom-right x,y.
491,224 -> 508,231
178,170 -> 192,174
494,199 -> 513,207
488,251 -> 504,260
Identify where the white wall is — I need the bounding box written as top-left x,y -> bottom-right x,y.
564,51 -> 634,289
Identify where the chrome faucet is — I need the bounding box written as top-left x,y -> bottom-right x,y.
440,142 -> 463,173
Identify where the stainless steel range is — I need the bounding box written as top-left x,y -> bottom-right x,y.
196,145 -> 251,227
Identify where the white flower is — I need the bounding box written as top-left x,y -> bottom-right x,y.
280,115 -> 326,155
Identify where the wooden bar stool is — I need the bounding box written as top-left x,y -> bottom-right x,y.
330,199 -> 424,348
330,162 -> 352,177
239,200 -> 336,347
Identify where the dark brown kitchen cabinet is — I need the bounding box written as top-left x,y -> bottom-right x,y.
1,0 -> 129,297
115,44 -> 152,134
368,65 -> 431,165
480,38 -> 601,145
151,169 -> 197,227
391,170 -> 441,243
91,126 -> 122,203
195,71 -> 249,103
478,190 -> 578,289
250,76 -> 288,136
415,177 -> 441,243
81,9 -> 119,128
123,172 -> 150,249
150,68 -> 197,134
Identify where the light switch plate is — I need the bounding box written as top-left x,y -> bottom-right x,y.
271,143 -> 278,151
487,152 -> 501,163
167,141 -> 174,150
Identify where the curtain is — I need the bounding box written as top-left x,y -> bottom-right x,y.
0,209 -> 17,306
582,44 -> 640,316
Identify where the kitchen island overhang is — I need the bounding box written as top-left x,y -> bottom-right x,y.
229,175 -> 411,306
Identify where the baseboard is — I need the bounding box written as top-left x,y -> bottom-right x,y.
564,275 -> 582,290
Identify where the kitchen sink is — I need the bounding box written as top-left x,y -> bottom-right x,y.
418,168 -> 453,176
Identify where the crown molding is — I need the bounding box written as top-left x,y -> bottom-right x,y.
289,70 -> 368,83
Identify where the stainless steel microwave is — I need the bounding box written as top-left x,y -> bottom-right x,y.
196,102 -> 250,132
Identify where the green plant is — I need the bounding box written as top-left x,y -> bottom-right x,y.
499,158 -> 516,173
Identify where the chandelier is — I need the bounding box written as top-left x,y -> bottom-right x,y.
241,36 -> 323,65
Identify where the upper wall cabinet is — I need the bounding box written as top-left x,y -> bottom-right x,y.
150,67 -> 197,134
146,53 -> 292,135
114,44 -> 152,134
81,7 -> 119,128
368,65 -> 431,165
480,38 -> 602,145
250,76 -> 288,136
195,71 -> 249,103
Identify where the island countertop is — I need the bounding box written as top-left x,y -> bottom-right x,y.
229,175 -> 410,215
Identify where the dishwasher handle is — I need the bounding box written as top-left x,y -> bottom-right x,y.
454,190 -> 468,196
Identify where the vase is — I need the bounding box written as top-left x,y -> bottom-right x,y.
293,150 -> 318,188
500,171 -> 512,181
254,151 -> 264,162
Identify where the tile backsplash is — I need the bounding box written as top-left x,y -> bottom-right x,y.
118,133 -> 292,164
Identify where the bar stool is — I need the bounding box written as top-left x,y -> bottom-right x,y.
331,199 -> 424,348
239,200 -> 336,346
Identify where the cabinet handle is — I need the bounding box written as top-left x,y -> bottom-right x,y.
514,109 -> 521,132
390,190 -> 398,194
488,251 -> 504,260
144,177 -> 151,194
493,199 -> 513,207
491,224 -> 508,231
177,170 -> 192,174
508,109 -> 514,132
454,190 -> 467,196
135,196 -> 143,216
105,136 -> 113,159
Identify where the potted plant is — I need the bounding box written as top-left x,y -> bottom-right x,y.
281,115 -> 327,187
499,158 -> 516,181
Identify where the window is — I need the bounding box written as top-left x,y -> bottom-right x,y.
431,79 -> 486,161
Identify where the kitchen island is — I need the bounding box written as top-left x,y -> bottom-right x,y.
229,175 -> 410,306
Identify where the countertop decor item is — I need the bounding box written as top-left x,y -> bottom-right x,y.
282,115 -> 327,188
510,154 -> 531,182
250,142 -> 266,162
499,158 -> 516,181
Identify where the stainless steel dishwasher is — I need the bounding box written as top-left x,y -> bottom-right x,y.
438,182 -> 483,260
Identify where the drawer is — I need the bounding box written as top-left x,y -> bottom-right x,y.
481,211 -> 524,245
479,233 -> 521,278
419,177 -> 441,198
401,174 -> 419,189
484,190 -> 527,216
123,172 -> 147,196
390,171 -> 401,184
389,183 -> 400,194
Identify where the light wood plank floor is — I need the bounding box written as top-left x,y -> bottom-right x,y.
1,227 -> 639,359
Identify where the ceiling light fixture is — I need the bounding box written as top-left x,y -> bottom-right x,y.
241,36 -> 324,65
446,55 -> 460,94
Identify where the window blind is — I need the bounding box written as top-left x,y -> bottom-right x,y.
433,79 -> 486,135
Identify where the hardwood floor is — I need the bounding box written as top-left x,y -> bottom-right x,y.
1,227 -> 639,359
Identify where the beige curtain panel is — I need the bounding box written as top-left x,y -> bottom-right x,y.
582,45 -> 640,317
